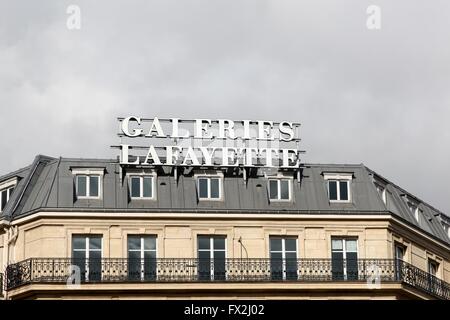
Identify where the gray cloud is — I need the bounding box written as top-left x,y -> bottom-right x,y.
1,0 -> 449,213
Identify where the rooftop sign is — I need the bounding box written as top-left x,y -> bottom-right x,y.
114,117 -> 304,168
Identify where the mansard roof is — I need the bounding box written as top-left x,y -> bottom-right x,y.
1,155 -> 449,246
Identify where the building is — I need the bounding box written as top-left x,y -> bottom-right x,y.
0,155 -> 449,300
0,117 -> 449,300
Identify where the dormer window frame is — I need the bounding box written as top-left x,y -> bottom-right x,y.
0,177 -> 18,212
323,173 -> 352,203
373,179 -> 387,205
71,168 -> 105,200
265,173 -> 293,202
126,170 -> 157,200
403,195 -> 420,223
441,221 -> 450,238
194,170 -> 224,201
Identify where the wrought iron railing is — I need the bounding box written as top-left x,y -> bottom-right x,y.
4,258 -> 450,299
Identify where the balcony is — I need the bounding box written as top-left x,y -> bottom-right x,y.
4,258 -> 450,300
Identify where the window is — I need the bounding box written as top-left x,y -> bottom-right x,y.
197,235 -> 226,280
0,178 -> 17,212
323,173 -> 352,202
129,176 -> 154,199
395,244 -> 405,261
268,179 -> 291,201
405,199 -> 420,223
0,186 -> 15,212
72,235 -> 102,281
427,259 -> 440,294
328,180 -> 350,202
394,243 -> 405,280
269,237 -> 297,280
197,177 -> 221,200
442,222 -> 450,238
331,238 -> 358,280
428,259 -> 438,276
71,168 -> 104,199
374,182 -> 387,205
76,175 -> 100,198
128,236 -> 157,280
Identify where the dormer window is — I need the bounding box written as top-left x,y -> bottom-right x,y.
323,173 -> 352,203
442,222 -> 450,238
71,168 -> 104,200
195,171 -> 223,201
127,171 -> 156,200
374,181 -> 387,205
404,197 -> 420,223
268,178 -> 291,202
0,178 -> 17,212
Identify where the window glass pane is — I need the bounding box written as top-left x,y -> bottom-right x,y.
214,250 -> 225,260
131,177 -> 141,198
270,238 -> 282,252
328,181 -> 337,200
285,252 -> 297,260
144,251 -> 156,260
198,178 -> 208,198
210,178 -> 220,199
269,180 -> 278,200
213,237 -> 225,250
1,190 -> 6,210
270,252 -> 282,260
89,250 -> 101,259
72,236 -> 86,250
198,236 -> 210,250
128,236 -> 141,250
72,250 -> 86,260
339,181 -> 348,200
128,250 -> 140,260
428,261 -> 437,275
77,176 -> 87,197
395,246 -> 404,260
198,250 -> 210,260
89,175 -> 99,197
8,187 -> 14,198
89,237 -> 102,250
143,177 -> 152,198
331,239 -> 343,251
144,236 -> 156,250
285,239 -> 297,252
280,180 -> 289,200
346,239 -> 357,252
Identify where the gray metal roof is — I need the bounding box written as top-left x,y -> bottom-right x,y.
1,155 -> 449,246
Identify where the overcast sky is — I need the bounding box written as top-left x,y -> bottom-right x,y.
1,0 -> 449,213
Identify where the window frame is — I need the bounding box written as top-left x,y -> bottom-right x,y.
268,178 -> 292,202
71,234 -> 103,282
75,174 -> 101,199
128,175 -> 156,200
442,222 -> 450,238
374,182 -> 387,205
428,259 -> 439,277
405,197 -> 420,223
71,168 -> 104,200
394,243 -> 406,261
197,235 -> 227,280
0,177 -> 18,212
331,237 -> 358,280
323,173 -> 352,203
127,235 -> 157,280
327,180 -> 351,202
194,172 -> 224,201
